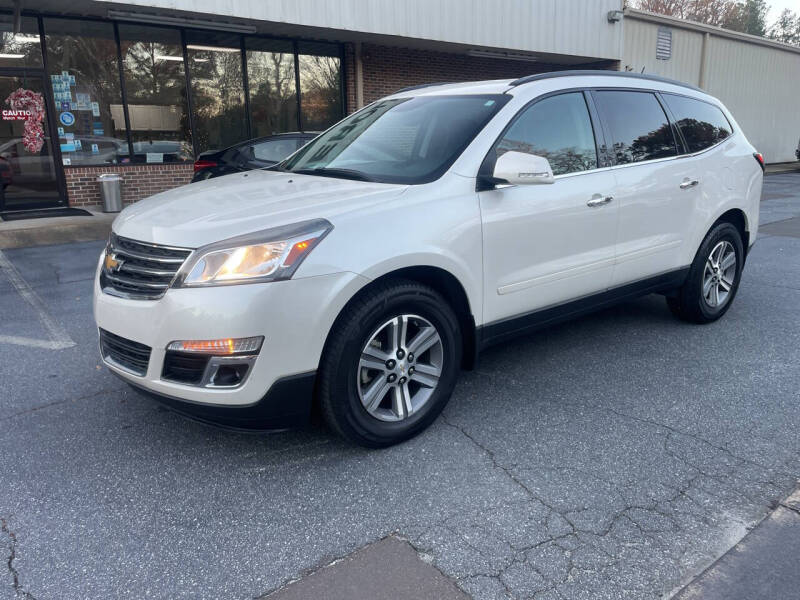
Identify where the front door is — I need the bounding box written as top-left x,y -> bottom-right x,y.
0,71 -> 64,211
479,91 -> 618,326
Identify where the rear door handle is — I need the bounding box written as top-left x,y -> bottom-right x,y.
680,179 -> 699,189
587,194 -> 613,208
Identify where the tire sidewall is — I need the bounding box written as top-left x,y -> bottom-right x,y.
687,222 -> 744,321
328,285 -> 461,446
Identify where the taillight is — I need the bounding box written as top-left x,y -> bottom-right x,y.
193,159 -> 218,172
753,152 -> 765,172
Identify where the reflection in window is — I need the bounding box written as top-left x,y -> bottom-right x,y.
496,92 -> 598,176
0,16 -> 42,68
662,94 -> 732,153
119,25 -> 192,163
298,42 -> 342,131
246,39 -> 297,137
593,91 -> 678,165
251,138 -> 303,162
44,18 -> 127,166
284,95 -> 508,184
186,33 -> 247,154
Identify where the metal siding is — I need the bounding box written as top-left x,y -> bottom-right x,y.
623,19 -> 702,84
624,17 -> 800,162
703,36 -> 800,163
113,0 -> 624,59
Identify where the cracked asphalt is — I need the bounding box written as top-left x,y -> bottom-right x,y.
2,172 -> 800,600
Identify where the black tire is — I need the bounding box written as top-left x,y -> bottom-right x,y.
667,222 -> 744,324
319,279 -> 462,447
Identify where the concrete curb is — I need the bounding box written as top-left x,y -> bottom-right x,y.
0,208 -> 114,249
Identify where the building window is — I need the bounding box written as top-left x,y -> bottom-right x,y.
118,24 -> 193,163
246,38 -> 297,138
0,16 -> 42,68
186,31 -> 248,154
298,41 -> 342,131
44,18 -> 127,166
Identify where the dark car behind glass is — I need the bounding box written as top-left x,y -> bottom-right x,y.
191,132 -> 317,182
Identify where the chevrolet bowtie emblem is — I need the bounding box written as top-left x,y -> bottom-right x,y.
104,252 -> 124,273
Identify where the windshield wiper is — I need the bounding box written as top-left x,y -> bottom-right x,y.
292,168 -> 375,182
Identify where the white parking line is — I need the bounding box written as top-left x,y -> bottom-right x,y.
0,249 -> 76,350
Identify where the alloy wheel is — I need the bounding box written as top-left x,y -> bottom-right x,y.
357,314 -> 444,422
702,240 -> 736,308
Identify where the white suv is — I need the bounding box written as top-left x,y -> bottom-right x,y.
94,71 -> 763,447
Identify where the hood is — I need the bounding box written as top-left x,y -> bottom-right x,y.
112,169 -> 407,248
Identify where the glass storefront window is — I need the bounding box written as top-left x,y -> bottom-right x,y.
298,41 -> 342,132
0,16 -> 43,68
246,38 -> 297,138
119,24 -> 192,163
186,31 -> 247,154
44,18 -> 127,166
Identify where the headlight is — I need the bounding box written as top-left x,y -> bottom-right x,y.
175,219 -> 332,287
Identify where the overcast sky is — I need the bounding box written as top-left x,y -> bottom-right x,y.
767,0 -> 800,21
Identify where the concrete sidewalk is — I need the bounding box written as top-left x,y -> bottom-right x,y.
0,205 -> 114,249
765,161 -> 800,174
674,487 -> 800,600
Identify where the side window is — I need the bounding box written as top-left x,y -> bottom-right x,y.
661,94 -> 732,153
252,139 -> 301,162
495,92 -> 598,176
593,91 -> 678,165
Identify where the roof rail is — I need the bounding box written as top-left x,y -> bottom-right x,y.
394,81 -> 454,94
508,70 -> 703,93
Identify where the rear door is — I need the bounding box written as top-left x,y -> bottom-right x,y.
479,91 -> 618,326
591,90 -> 694,286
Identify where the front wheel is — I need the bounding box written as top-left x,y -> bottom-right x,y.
667,222 -> 744,324
318,280 -> 462,447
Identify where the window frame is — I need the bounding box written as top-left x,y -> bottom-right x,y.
479,85 -> 738,191
477,88 -> 609,189
587,87 -> 735,169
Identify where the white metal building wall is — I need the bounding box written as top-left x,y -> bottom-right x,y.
703,36 -> 800,164
111,0 -> 625,60
623,11 -> 800,163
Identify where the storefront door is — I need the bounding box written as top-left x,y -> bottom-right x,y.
0,71 -> 65,211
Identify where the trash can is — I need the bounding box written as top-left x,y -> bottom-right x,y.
97,173 -> 122,213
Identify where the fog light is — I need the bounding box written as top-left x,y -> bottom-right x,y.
166,336 -> 263,355
212,364 -> 250,386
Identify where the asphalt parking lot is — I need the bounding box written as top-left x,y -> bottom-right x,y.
2,172 -> 800,600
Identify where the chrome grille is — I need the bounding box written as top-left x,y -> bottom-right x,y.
100,234 -> 192,300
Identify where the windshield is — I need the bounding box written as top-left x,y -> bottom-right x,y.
280,94 -> 510,184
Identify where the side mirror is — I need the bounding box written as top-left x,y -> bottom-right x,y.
492,151 -> 554,185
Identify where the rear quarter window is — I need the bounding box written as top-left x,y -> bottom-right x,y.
662,94 -> 732,153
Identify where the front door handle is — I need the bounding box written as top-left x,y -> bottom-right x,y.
587,194 -> 613,208
680,178 -> 699,189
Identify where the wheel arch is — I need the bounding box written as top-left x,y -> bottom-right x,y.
714,208 -> 749,256
323,265 -> 479,371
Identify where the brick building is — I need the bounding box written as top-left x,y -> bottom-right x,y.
0,0 -> 625,213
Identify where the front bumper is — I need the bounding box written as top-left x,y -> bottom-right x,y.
120,371 -> 317,430
93,260 -> 368,423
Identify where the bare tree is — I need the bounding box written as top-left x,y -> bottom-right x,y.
633,0 -> 769,34
768,8 -> 800,45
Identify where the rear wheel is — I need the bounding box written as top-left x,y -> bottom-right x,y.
319,280 -> 462,447
667,222 -> 744,323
